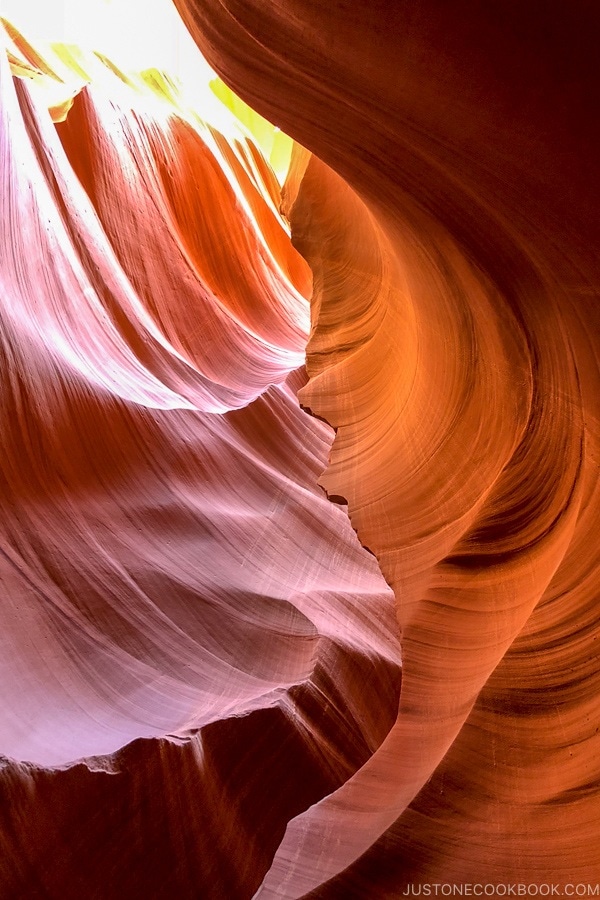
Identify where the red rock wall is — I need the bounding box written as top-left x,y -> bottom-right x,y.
2,2 -> 600,896
173,0 -> 600,895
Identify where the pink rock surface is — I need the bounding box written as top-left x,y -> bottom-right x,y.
0,27 -> 400,896
2,1 -> 600,896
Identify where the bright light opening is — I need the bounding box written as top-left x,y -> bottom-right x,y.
0,0 -> 293,182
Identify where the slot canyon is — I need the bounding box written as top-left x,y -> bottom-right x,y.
1,2 -> 599,896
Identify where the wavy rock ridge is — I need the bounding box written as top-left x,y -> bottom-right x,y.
174,0 -> 600,895
2,1 -> 600,897
0,20 -> 400,898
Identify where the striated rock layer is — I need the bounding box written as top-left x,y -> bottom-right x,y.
173,0 -> 600,896
0,23 -> 400,898
1,1 -> 600,897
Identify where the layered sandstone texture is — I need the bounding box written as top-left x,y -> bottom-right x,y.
2,2 -> 600,897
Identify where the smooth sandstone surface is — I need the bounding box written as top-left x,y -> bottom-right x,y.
173,0 -> 600,896
0,25 -> 400,898
2,2 -> 600,897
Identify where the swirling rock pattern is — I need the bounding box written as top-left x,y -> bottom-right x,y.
0,21 -> 400,898
2,1 -> 600,897
173,0 -> 600,896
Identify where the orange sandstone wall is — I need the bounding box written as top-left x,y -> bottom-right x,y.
1,2 -> 600,897
174,0 -> 600,895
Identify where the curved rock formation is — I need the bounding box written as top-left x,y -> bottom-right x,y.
2,1 -> 600,897
0,23 -> 400,897
173,0 -> 600,895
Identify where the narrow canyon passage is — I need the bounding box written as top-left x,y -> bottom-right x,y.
1,2 -> 600,897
